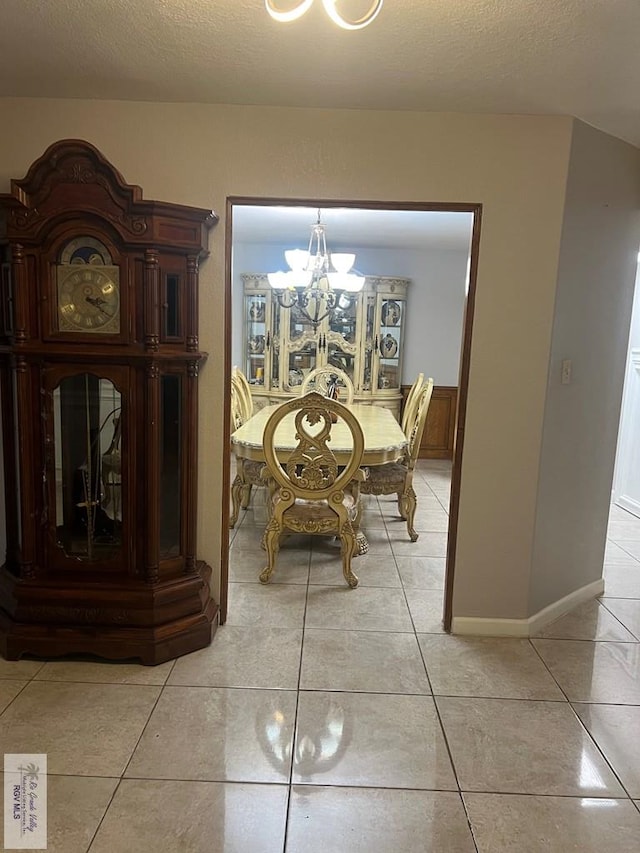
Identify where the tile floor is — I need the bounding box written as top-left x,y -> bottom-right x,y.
1,460 -> 640,850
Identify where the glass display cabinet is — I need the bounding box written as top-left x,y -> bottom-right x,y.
241,274 -> 409,416
0,139 -> 218,664
244,288 -> 271,387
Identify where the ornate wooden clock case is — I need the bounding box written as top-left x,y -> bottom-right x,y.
0,139 -> 219,664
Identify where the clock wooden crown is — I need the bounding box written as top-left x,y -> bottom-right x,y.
1,137 -> 217,348
0,139 -> 220,665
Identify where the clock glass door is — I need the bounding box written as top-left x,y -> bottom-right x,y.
50,372 -> 124,565
160,373 -> 182,559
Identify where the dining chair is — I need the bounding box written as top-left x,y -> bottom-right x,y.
360,378 -> 434,541
232,365 -> 253,422
259,391 -> 366,588
300,365 -> 355,404
230,374 -> 245,432
401,371 -> 425,434
229,372 -> 264,528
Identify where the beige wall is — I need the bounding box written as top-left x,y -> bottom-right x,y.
0,98 -> 575,621
530,121 -> 640,613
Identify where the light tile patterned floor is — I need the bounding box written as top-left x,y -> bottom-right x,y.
1,460 -> 640,851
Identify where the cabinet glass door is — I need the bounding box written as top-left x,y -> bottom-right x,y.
269,296 -> 280,390
376,296 -> 405,392
326,295 -> 359,386
285,303 -> 319,391
361,292 -> 377,393
244,292 -> 268,387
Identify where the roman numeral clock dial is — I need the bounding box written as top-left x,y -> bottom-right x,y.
56,238 -> 120,334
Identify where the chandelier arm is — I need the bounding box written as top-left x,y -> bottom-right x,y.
321,0 -> 384,30
302,305 -> 333,329
300,286 -> 337,329
265,0 -> 314,23
274,289 -> 298,310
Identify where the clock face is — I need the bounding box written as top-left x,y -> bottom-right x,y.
57,265 -> 121,334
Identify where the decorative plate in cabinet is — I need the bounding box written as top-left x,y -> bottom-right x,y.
249,301 -> 265,322
381,300 -> 401,326
248,334 -> 265,354
380,333 -> 398,358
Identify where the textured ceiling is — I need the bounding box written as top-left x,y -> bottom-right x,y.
1,0 -> 639,146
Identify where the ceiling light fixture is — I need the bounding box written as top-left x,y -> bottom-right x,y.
267,209 -> 365,329
265,0 -> 383,31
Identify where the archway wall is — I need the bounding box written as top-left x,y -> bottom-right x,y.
529,120 -> 640,616
0,98 -> 577,623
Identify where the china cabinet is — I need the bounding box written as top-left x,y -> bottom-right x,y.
0,139 -> 218,664
241,274 -> 409,416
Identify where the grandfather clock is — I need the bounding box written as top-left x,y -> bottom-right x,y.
0,139 -> 219,664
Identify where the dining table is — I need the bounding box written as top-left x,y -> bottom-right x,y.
231,402 -> 407,554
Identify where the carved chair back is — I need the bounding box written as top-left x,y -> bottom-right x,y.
401,372 -> 425,434
300,366 -> 355,404
230,374 -> 246,431
263,391 -> 364,502
405,378 -> 434,471
232,366 -> 253,422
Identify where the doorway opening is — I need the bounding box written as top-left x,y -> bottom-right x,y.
612,256 -> 640,518
221,198 -> 482,630
605,254 -> 640,598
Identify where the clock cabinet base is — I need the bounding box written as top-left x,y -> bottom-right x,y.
0,561 -> 219,666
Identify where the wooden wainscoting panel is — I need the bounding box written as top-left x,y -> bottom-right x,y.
422,386 -> 457,458
401,384 -> 457,459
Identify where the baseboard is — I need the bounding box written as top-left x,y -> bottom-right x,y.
451,577 -> 605,637
450,616 -> 531,637
616,495 -> 640,519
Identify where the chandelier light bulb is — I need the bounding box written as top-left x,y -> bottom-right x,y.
328,272 -> 364,292
265,0 -> 384,30
267,271 -> 290,289
330,252 -> 355,273
264,0 -> 314,24
322,0 -> 384,31
284,249 -> 310,272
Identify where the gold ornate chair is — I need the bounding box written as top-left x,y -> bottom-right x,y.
229,372 -> 264,528
360,378 -> 434,541
259,391 -> 366,588
230,374 -> 245,432
300,366 -> 355,404
232,365 -> 253,422
401,372 -> 425,434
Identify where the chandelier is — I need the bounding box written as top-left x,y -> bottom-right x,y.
267,210 -> 365,329
265,1 -> 384,31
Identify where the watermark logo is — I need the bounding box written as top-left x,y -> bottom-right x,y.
4,754 -> 47,849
